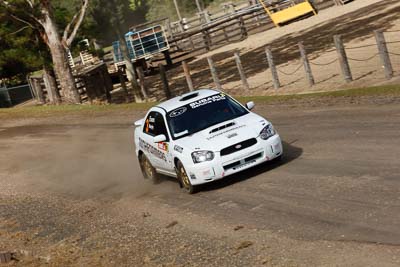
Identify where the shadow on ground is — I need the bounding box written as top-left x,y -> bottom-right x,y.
157,140 -> 303,192
125,0 -> 400,101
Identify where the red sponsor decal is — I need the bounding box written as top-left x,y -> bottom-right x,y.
158,142 -> 169,152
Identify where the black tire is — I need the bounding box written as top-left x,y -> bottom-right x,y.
275,154 -> 283,162
176,161 -> 197,194
271,154 -> 283,164
139,153 -> 159,184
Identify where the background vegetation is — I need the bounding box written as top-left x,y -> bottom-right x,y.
0,0 -> 249,85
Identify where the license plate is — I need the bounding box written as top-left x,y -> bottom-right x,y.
233,160 -> 256,170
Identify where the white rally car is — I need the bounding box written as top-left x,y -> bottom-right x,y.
134,89 -> 283,193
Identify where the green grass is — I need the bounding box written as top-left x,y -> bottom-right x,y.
237,84 -> 400,104
0,102 -> 156,120
102,46 -> 113,54
1,85 -> 399,120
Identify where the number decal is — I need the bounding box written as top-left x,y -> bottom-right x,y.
145,119 -> 149,133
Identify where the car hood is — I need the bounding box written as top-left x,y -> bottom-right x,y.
175,113 -> 269,152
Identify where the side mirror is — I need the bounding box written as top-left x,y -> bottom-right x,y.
153,134 -> 167,143
134,118 -> 144,127
246,101 -> 255,110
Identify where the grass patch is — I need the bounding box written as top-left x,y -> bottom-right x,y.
0,102 -> 156,120
1,84 -> 399,120
102,45 -> 113,53
237,84 -> 400,104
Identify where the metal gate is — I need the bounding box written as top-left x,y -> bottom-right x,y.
0,84 -> 34,108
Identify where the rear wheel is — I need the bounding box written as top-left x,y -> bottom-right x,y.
176,161 -> 197,194
139,154 -> 159,184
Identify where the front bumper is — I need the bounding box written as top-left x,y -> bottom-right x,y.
185,134 -> 283,185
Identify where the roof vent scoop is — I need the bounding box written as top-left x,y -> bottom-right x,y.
180,93 -> 199,101
209,122 -> 235,134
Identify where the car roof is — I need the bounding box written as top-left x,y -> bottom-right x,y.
155,89 -> 221,112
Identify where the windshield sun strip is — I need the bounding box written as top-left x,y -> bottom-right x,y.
166,94 -> 249,141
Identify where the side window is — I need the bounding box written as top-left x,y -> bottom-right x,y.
143,111 -> 157,136
154,113 -> 169,140
143,111 -> 169,140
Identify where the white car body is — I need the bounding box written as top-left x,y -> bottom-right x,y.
134,89 -> 283,186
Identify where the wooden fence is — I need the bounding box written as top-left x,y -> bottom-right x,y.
134,28 -> 400,99
158,0 -> 339,64
166,0 -> 341,38
29,63 -> 112,104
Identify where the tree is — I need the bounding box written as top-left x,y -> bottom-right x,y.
0,0 -> 89,103
0,17 -> 46,84
143,0 -> 199,22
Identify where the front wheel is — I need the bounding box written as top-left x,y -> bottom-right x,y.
176,161 -> 197,194
274,154 -> 283,162
139,154 -> 159,184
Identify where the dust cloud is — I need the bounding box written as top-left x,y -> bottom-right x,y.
0,122 -> 175,201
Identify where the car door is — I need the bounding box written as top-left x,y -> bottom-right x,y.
140,110 -> 173,172
152,111 -> 174,173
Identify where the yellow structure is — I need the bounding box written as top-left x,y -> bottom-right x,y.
258,0 -> 317,27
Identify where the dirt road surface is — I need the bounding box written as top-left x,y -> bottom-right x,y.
1,97 -> 400,266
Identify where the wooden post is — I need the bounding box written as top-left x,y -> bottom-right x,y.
166,18 -> 173,39
33,78 -> 45,104
334,35 -> 352,82
49,71 -> 61,104
43,69 -> 61,104
159,64 -> 172,99
118,67 -> 130,102
195,0 -> 203,13
182,60 -> 194,92
249,0 -> 257,6
223,27 -> 229,42
0,252 -> 12,263
173,0 -> 182,22
375,30 -> 393,80
27,77 -> 35,99
238,16 -> 248,39
43,73 -> 54,104
103,78 -> 112,104
334,0 -> 344,6
251,0 -> 261,25
234,52 -> 250,90
207,57 -> 222,90
101,64 -> 113,103
203,11 -> 211,23
80,75 -> 94,103
298,42 -> 315,87
202,30 -> 212,51
163,50 -> 173,66
0,84 -> 11,107
188,36 -> 195,50
93,69 -> 103,97
136,66 -> 148,99
265,47 -> 280,90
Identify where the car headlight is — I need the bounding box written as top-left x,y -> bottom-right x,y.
191,151 -> 215,163
260,124 -> 276,140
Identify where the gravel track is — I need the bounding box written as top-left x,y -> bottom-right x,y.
1,96 -> 400,266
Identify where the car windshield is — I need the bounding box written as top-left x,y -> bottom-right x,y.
167,93 -> 248,140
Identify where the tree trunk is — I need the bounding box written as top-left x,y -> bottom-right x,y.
117,30 -> 143,103
40,7 -> 81,104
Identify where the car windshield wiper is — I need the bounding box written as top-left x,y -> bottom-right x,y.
174,130 -> 189,138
